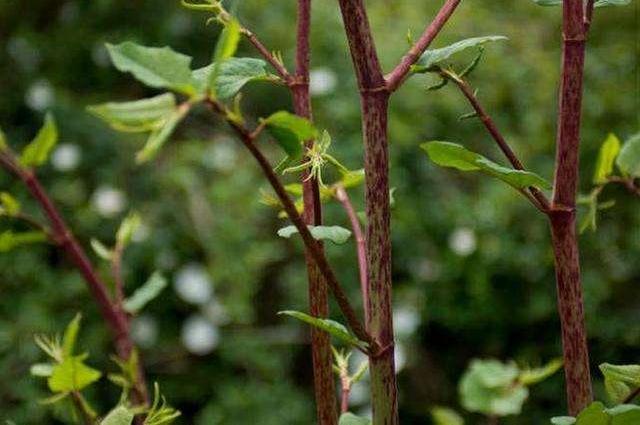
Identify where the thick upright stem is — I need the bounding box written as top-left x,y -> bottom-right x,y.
550,0 -> 593,414
336,1 -> 398,423
294,1 -> 339,423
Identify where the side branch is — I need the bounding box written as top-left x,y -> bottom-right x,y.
386,0 -> 462,93
240,28 -> 292,83
205,99 -> 375,351
442,71 -> 551,212
0,150 -> 148,404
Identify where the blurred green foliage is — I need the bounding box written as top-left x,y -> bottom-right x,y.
0,0 -> 638,423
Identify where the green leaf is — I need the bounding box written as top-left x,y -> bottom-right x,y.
62,313 -> 81,358
0,192 -> 21,216
599,363 -> 640,404
278,310 -> 367,349
123,272 -> 168,314
216,58 -> 270,99
136,104 -> 189,163
459,359 -> 529,417
616,133 -> 640,177
414,36 -> 508,72
608,405 -> 640,424
431,407 -> 465,425
519,358 -> 563,386
338,169 -> 365,189
100,406 -> 134,425
594,134 -> 621,184
421,141 -> 551,191
88,94 -> 177,133
20,113 -> 58,167
116,212 -> 141,247
575,402 -> 609,425
48,355 -> 102,392
0,126 -> 6,150
0,230 -> 47,252
214,17 -> 241,62
277,225 -> 352,245
338,413 -> 371,425
91,239 -> 114,261
106,42 -> 196,95
264,111 -> 318,159
30,363 -> 55,377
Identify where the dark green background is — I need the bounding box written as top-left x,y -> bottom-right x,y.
0,0 -> 638,423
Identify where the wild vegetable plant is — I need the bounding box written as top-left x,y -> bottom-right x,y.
1,0 -> 639,424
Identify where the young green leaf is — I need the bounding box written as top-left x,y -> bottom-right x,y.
599,363 -> 640,404
116,212 -> 142,247
278,310 -> 367,349
144,382 -> 181,425
264,111 -> 318,159
0,126 -> 6,150
48,356 -> 102,392
87,94 -> 177,133
123,272 -> 168,314
213,17 -> 241,63
431,407 -> 464,425
277,225 -> 352,245
616,133 -> 640,177
215,58 -> 270,99
519,358 -> 563,386
575,402 -> 608,424
338,413 -> 371,425
101,406 -> 134,425
421,141 -> 551,191
20,113 -> 58,168
0,192 -> 21,216
550,417 -> 576,425
414,36 -> 508,72
136,104 -> 190,163
91,239 -> 114,261
594,134 -> 621,184
0,230 -> 47,252
62,313 -> 81,358
532,0 -> 631,7
106,42 -> 196,95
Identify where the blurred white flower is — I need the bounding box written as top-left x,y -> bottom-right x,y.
25,80 -> 54,111
310,67 -> 337,96
7,37 -> 41,72
449,227 -> 477,257
181,315 -> 220,355
393,306 -> 420,337
204,141 -> 238,172
174,263 -> 213,305
91,186 -> 127,218
51,143 -> 81,172
130,315 -> 158,348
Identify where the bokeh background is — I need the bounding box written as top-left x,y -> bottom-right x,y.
0,0 -> 638,423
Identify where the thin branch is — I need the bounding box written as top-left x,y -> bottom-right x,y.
623,385 -> 640,404
386,0 -> 462,93
335,185 -> 369,326
205,99 -> 375,351
441,70 -> 551,212
112,242 -> 126,305
607,176 -> 640,198
240,27 -> 292,83
0,150 -> 149,405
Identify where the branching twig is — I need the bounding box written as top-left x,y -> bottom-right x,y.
240,27 -> 292,83
440,69 -> 551,212
205,98 -> 375,351
386,0 -> 462,93
0,149 -> 149,406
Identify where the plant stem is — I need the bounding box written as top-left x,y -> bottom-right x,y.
550,0 -> 593,414
386,0 -> 462,92
443,71 -> 550,211
335,185 -> 369,325
293,0 -> 338,422
0,151 -> 149,406
336,0 -> 398,422
206,99 -> 374,349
